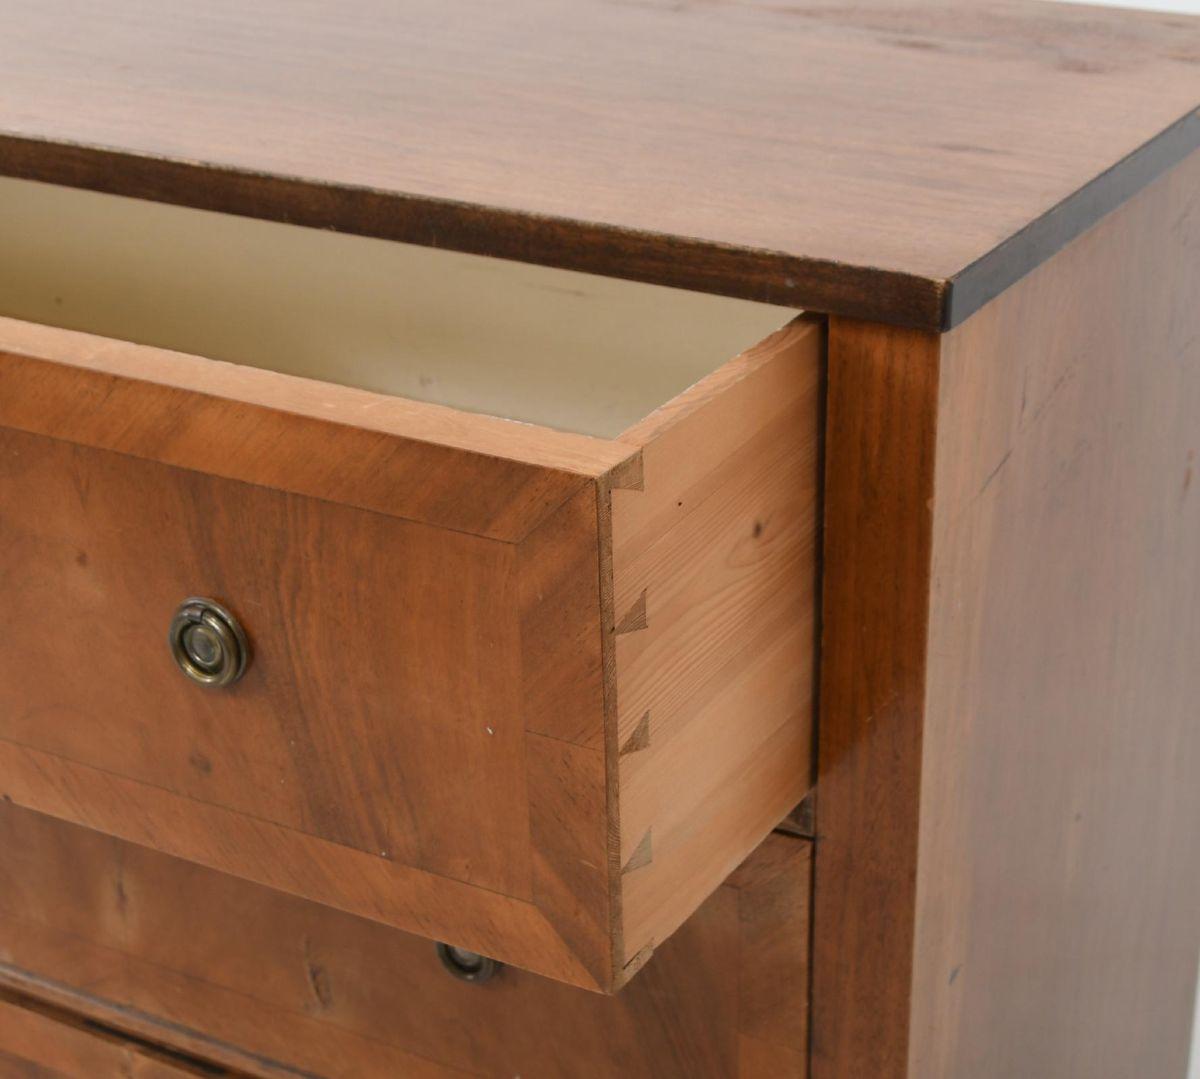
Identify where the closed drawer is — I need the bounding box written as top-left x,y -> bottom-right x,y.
0,803 -> 812,1078
0,178 -> 820,992
0,990 -> 219,1078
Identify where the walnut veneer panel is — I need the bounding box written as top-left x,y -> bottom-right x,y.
0,992 -> 224,1078
1,1 -> 1198,327
0,804 -> 811,1078
813,147 -> 1200,1077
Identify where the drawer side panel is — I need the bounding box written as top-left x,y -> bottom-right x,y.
609,318 -> 822,972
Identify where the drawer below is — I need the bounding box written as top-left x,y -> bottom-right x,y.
0,804 -> 811,1078
0,989 -> 217,1077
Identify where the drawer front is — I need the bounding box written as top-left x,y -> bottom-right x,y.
0,314 -> 819,991
0,340 -> 617,991
0,427 -> 537,897
0,804 -> 811,1078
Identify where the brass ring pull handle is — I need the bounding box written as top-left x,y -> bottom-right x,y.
436,942 -> 502,984
169,597 -> 249,688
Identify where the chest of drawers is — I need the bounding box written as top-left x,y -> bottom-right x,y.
0,2 -> 1198,1076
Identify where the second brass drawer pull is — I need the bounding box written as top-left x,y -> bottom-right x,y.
436,942 -> 501,984
168,597 -> 249,689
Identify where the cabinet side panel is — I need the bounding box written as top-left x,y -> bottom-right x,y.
911,148 -> 1200,1078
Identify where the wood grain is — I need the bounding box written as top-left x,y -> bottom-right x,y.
811,318 -> 940,1076
0,429 -> 530,891
610,319 -> 821,974
728,834 -> 813,1072
0,804 -> 811,1078
0,317 -> 631,542
813,147 -> 1200,1077
0,1 -> 1197,328
0,423 -> 614,989
0,991 -> 223,1078
910,142 -> 1200,1079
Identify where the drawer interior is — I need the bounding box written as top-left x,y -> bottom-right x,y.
0,177 -> 793,438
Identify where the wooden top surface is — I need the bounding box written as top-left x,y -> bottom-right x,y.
1,0 -> 1198,330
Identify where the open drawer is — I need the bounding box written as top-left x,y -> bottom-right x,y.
0,178 -> 820,992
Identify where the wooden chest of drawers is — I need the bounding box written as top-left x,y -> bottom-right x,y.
0,1 -> 1199,1076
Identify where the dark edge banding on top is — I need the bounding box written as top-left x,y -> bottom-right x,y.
0,131 -> 943,329
1,110 -> 1197,334
944,107 -> 1200,332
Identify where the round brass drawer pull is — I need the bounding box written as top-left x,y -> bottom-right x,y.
436,942 -> 501,984
168,597 -> 249,688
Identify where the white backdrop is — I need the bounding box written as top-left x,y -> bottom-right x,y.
1056,0 -> 1200,8
1044,3 -> 1200,1074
